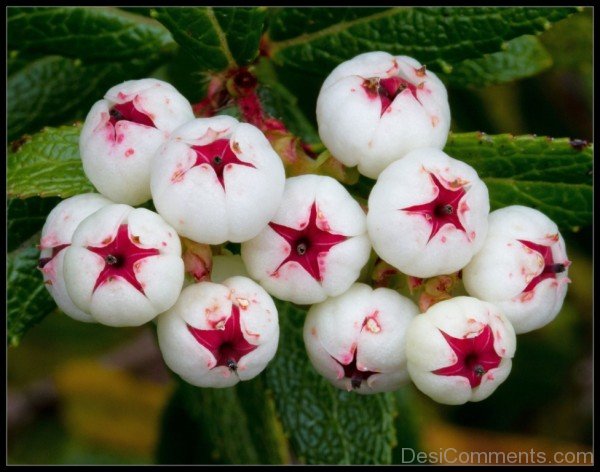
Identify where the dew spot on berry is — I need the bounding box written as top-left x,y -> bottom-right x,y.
161,241 -> 167,247
310,327 -> 317,337
519,291 -> 535,302
431,116 -> 439,127
171,169 -> 185,183
364,317 -> 381,334
236,297 -> 249,309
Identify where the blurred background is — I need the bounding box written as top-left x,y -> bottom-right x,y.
7,8 -> 593,464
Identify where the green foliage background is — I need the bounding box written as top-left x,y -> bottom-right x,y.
7,7 -> 593,465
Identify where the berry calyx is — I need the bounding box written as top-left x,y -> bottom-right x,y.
191,138 -> 257,189
518,239 -> 568,293
108,100 -> 156,128
336,350 -> 377,390
400,172 -> 467,243
187,304 -> 257,371
363,76 -> 422,116
432,325 -> 501,388
269,202 -> 348,282
87,224 -> 160,295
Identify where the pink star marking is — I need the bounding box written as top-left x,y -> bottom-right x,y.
334,352 -> 376,390
518,239 -> 568,293
191,139 -> 256,189
186,305 -> 257,371
432,324 -> 501,388
87,224 -> 160,295
363,76 -> 422,116
109,100 -> 156,128
38,243 -> 70,269
400,172 -> 468,243
269,202 -> 348,282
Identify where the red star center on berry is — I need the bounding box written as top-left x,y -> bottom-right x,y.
432,324 -> 501,388
331,315 -> 382,390
109,100 -> 156,128
518,239 -> 568,293
87,224 -> 160,295
191,139 -> 256,190
334,353 -> 377,390
269,202 -> 348,282
186,305 -> 257,371
400,172 -> 468,243
363,76 -> 422,116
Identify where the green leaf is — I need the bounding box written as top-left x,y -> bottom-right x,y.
254,58 -> 320,143
265,300 -> 396,464
351,133 -> 592,232
153,7 -> 267,71
7,7 -> 174,61
390,388 -> 422,463
168,380 -> 260,464
7,197 -> 61,252
8,124 -> 94,199
235,376 -> 291,464
268,7 -> 576,75
440,35 -> 553,89
7,54 -> 166,142
157,375 -> 289,464
7,240 -> 55,347
445,132 -> 593,231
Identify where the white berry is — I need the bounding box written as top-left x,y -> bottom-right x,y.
241,174 -> 371,305
157,277 -> 279,388
316,51 -> 451,179
405,296 -> 516,405
62,204 -> 184,327
304,283 -> 418,394
39,193 -> 112,322
80,78 -> 194,206
462,206 -> 570,334
151,116 -> 286,244
367,148 -> 489,278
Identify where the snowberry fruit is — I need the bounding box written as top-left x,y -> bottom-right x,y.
316,51 -> 451,179
304,283 -> 418,394
39,193 -> 112,322
367,148 -> 489,278
80,78 -> 194,206
151,116 -> 285,244
462,206 -> 570,334
62,204 -> 184,327
241,174 -> 371,305
157,276 -> 279,388
405,296 -> 516,405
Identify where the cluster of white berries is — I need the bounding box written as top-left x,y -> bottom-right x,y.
39,51 -> 570,405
